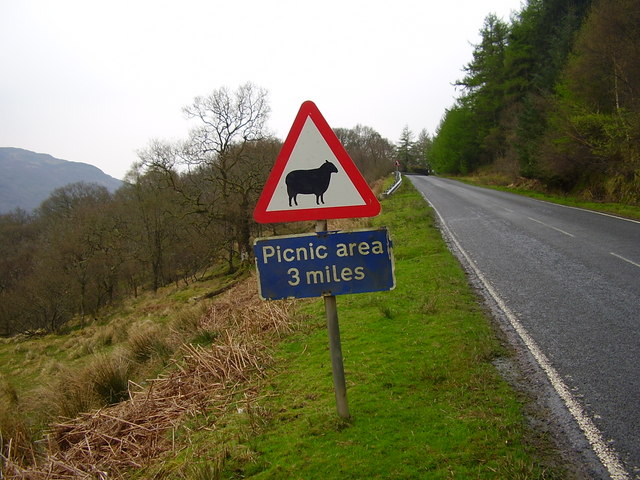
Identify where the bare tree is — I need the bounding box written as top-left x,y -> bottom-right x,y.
334,125 -> 395,182
183,82 -> 270,164
38,183 -> 114,326
0,210 -> 38,334
139,82 -> 273,272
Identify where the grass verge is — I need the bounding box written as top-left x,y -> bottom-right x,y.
452,174 -> 640,220
1,178 -> 572,479
217,180 -> 564,479
0,267 -> 251,468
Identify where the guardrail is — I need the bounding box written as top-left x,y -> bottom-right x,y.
383,170 -> 402,196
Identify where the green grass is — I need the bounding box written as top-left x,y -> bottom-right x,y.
0,267 -> 252,463
211,181 -> 562,479
1,177 -> 571,479
0,268 -> 245,398
453,175 -> 640,220
493,186 -> 640,220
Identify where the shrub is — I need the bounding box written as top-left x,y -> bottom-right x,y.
170,302 -> 209,336
0,376 -> 38,466
38,366 -> 98,419
90,354 -> 133,405
191,329 -> 219,346
127,321 -> 172,363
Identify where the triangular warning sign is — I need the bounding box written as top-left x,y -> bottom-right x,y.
253,101 -> 381,223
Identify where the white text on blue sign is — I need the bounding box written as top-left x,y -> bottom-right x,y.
253,228 -> 395,300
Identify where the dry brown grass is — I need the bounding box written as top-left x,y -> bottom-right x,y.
0,377 -> 34,467
1,274 -> 296,479
126,320 -> 173,363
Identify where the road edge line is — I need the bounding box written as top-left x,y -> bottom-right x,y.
533,199 -> 640,225
419,191 -> 630,480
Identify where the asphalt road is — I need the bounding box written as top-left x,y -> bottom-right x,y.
408,175 -> 640,479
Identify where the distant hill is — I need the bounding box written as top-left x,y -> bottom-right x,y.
0,147 -> 123,213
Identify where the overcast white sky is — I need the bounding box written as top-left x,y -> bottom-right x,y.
1,0 -> 523,180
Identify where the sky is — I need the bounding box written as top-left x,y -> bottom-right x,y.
0,0 -> 523,180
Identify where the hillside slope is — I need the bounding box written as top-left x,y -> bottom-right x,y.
0,147 -> 122,213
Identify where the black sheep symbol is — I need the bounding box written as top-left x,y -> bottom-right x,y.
285,160 -> 338,207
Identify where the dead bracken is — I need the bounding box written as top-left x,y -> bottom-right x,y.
1,275 -> 295,479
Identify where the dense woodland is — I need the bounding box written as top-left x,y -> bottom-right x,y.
431,0 -> 640,204
4,0 -> 637,336
0,84 -> 399,336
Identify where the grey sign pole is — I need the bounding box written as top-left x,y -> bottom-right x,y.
316,220 -> 350,420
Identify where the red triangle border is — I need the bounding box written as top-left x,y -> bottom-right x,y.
253,101 -> 381,223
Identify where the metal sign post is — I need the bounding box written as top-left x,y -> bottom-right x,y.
324,293 -> 349,419
252,100 -> 394,421
253,222 -> 395,419
317,220 -> 349,419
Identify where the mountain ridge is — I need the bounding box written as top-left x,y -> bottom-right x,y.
0,147 -> 122,213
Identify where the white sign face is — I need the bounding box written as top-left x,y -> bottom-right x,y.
253,100 -> 380,224
265,117 -> 367,212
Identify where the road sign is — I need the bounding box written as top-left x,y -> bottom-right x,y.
253,101 -> 381,223
253,228 -> 395,300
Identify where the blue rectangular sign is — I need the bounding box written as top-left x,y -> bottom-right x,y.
254,228 -> 395,300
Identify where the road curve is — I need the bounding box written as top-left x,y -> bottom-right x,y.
408,175 -> 640,479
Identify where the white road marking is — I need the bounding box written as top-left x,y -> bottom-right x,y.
418,190 -> 630,480
528,217 -> 575,237
536,199 -> 640,225
610,252 -> 640,269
